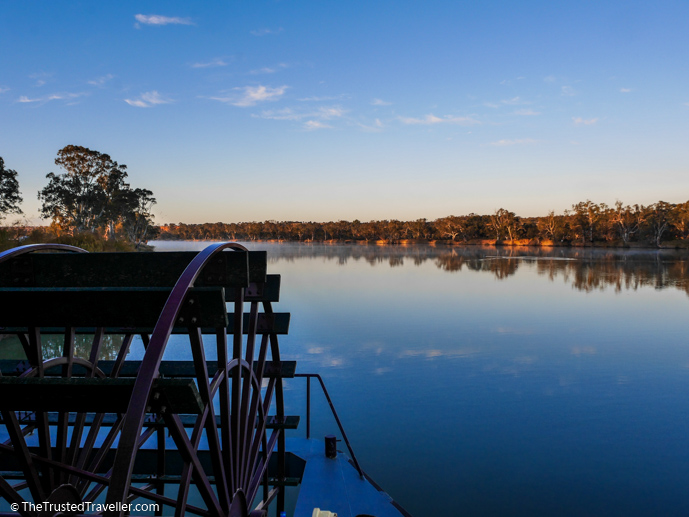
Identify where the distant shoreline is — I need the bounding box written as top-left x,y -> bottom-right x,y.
151,238 -> 689,250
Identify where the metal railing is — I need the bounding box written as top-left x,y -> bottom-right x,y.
294,373 -> 364,478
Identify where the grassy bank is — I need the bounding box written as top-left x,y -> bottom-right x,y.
0,228 -> 139,253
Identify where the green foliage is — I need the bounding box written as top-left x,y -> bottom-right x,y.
154,199 -> 689,247
37,145 -> 155,245
0,157 -> 23,220
0,227 -> 136,253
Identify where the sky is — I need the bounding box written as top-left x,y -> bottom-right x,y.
1,0 -> 689,225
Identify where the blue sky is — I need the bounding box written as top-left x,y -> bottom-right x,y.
1,0 -> 688,225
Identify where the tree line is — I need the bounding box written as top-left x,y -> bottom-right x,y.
259,244 -> 689,296
3,148 -> 689,248
157,200 -> 689,247
0,146 -> 155,249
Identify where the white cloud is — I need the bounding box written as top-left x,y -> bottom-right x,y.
124,91 -> 173,108
134,14 -> 193,27
619,88 -> 632,93
371,98 -> 391,106
211,85 -> 288,107
514,109 -> 540,116
561,86 -> 577,96
501,96 -> 526,105
572,117 -> 598,125
250,27 -> 283,36
0,86 -> 9,94
257,105 -> 347,122
489,138 -> 539,146
304,120 -> 332,130
17,92 -> 86,104
191,58 -> 228,69
318,106 -> 347,119
88,74 -> 114,86
544,75 -> 556,83
399,114 -> 479,125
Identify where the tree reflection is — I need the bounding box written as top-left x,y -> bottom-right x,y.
4,333 -> 126,362
263,243 -> 689,295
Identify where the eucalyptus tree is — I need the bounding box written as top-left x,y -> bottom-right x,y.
0,157 -> 23,220
537,211 -> 558,240
569,200 -> 603,244
489,209 -> 520,241
118,187 -> 156,248
38,145 -> 155,243
645,201 -> 674,247
434,215 -> 466,242
611,201 -> 645,244
670,201 -> 689,239
404,218 -> 430,239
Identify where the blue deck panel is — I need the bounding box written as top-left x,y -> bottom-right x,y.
288,437 -> 407,517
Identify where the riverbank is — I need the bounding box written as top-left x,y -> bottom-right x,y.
152,237 -> 689,250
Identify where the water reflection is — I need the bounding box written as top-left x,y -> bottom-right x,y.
244,243 -> 689,294
0,333 -> 125,362
143,242 -> 689,516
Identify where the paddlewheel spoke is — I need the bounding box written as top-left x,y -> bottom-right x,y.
0,243 -> 287,517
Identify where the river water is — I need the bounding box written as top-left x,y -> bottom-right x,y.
159,241 -> 689,516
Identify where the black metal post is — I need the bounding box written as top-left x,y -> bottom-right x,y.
306,376 -> 311,439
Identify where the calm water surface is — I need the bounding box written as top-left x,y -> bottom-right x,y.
151,241 -> 689,517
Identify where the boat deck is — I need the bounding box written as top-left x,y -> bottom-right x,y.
289,438 -> 410,517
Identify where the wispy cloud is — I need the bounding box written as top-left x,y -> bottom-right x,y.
514,108 -> 540,116
29,72 -> 52,87
191,58 -> 228,69
304,120 -> 332,130
485,97 -> 530,109
298,94 -> 350,102
134,14 -> 193,28
619,88 -> 632,93
257,105 -> 347,121
499,77 -> 524,86
561,85 -> 577,96
250,27 -> 283,36
572,117 -> 598,125
17,92 -> 86,104
544,75 -> 556,83
249,63 -> 288,75
209,85 -> 288,107
124,91 -> 173,108
489,138 -> 539,146
501,96 -> 528,105
399,114 -> 479,125
371,98 -> 391,106
0,86 -> 9,94
358,119 -> 384,132
88,74 -> 114,87
257,104 -> 347,130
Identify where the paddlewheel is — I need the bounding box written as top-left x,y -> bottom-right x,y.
0,243 -> 293,517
